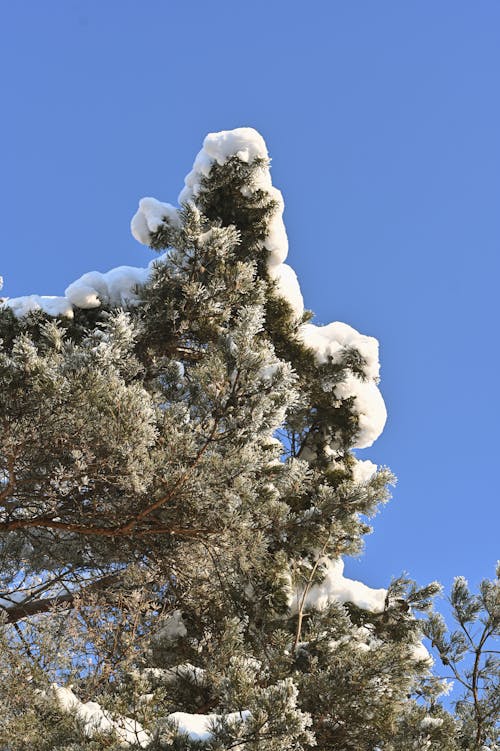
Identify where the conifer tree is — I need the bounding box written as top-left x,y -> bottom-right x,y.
424,565 -> 500,749
0,128 -> 492,749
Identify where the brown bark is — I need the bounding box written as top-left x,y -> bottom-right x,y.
2,572 -> 121,624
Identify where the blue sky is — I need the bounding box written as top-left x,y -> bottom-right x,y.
1,2 -> 499,607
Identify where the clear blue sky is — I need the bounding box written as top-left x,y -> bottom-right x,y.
1,2 -> 499,604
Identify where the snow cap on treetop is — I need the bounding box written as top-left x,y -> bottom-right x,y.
130,125 -> 301,316
1,127 -> 304,322
179,127 -> 268,204
1,126 -> 386,450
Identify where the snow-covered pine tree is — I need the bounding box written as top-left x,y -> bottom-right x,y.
0,128 -> 462,750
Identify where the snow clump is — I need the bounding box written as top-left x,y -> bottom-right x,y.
298,321 -> 387,448
179,127 -> 268,204
420,717 -> 444,729
65,266 -> 150,309
289,557 -> 387,614
334,375 -> 387,449
130,197 -> 180,245
168,710 -> 251,742
409,641 -> 434,665
298,321 -> 380,380
49,684 -> 151,747
144,663 -> 207,686
3,295 -> 74,319
352,459 -> 378,484
2,260 -> 164,319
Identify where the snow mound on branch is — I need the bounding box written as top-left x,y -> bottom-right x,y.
335,375 -> 387,449
131,197 -> 181,245
269,262 -> 304,319
169,709 -> 251,742
420,716 -> 444,729
299,321 -> 380,380
409,641 -> 433,665
65,266 -> 151,309
3,295 -> 74,319
263,189 -> 288,265
50,684 -> 151,747
289,557 -> 387,614
329,624 -> 382,653
3,263 -> 156,318
204,127 -> 268,164
298,321 -> 386,447
352,459 -> 378,484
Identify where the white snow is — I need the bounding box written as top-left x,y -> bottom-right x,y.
289,557 -> 387,614
420,716 -> 444,729
264,214 -> 289,265
352,459 -> 378,484
204,128 -> 268,165
65,265 -> 150,309
130,197 -> 181,246
2,263 -> 154,318
298,321 -> 380,381
179,127 -> 268,205
334,376 -> 387,449
3,295 -> 74,319
297,321 -> 386,448
438,680 -> 454,696
268,262 -> 304,318
144,663 -> 206,685
263,187 -> 288,265
329,624 -> 382,654
49,684 -> 151,747
409,641 -> 433,665
169,709 -> 251,742
258,362 -> 281,382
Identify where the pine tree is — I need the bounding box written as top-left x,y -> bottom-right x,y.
0,128 -> 490,749
424,564 -> 500,749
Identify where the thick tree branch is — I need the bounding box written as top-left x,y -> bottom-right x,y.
2,572 -> 122,624
0,517 -> 211,538
0,424 -> 219,540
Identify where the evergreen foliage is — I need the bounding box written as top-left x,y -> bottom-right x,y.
0,128 -> 497,749
424,564 -> 500,749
